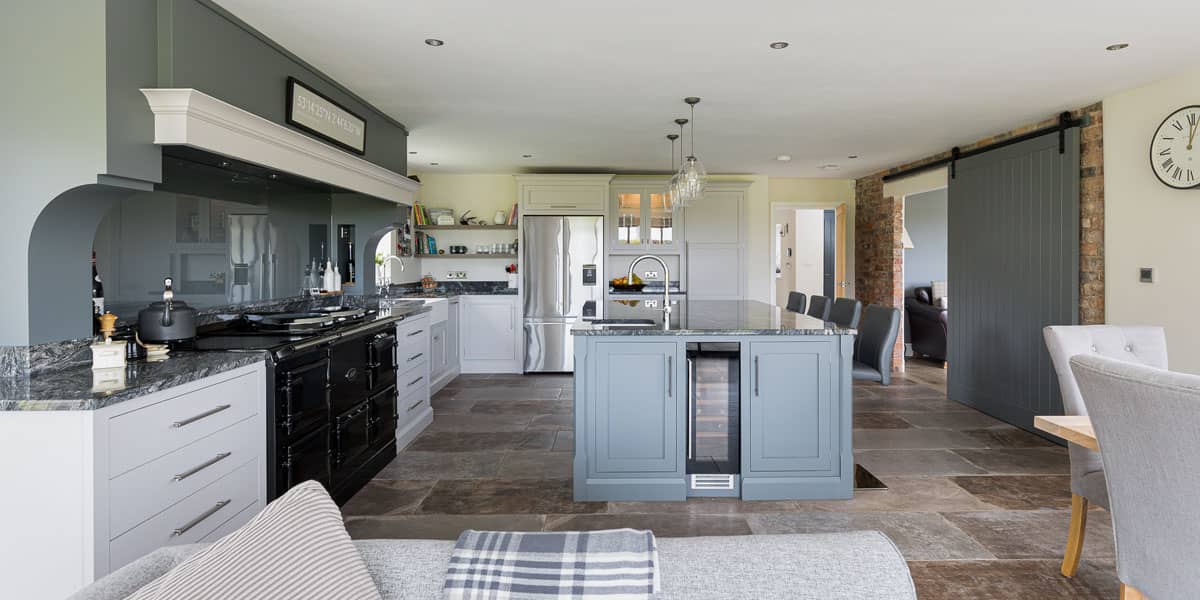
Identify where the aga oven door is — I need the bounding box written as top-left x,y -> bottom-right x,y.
332,401 -> 371,479
276,352 -> 330,439
367,330 -> 398,393
278,425 -> 330,497
368,384 -> 398,450
329,332 -> 370,416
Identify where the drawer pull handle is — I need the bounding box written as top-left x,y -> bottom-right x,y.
407,398 -> 424,412
172,452 -> 232,482
408,375 -> 424,387
171,499 -> 231,537
171,405 -> 231,428
408,352 -> 424,362
406,329 -> 425,337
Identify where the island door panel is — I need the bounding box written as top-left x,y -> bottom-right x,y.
590,341 -> 683,475
745,340 -> 836,474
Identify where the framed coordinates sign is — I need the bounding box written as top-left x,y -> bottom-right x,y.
285,77 -> 367,154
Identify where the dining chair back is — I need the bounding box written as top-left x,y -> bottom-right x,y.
1070,354 -> 1200,600
829,298 -> 862,329
852,305 -> 900,385
806,295 -> 831,321
785,292 -> 807,314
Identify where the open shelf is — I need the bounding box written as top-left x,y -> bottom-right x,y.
415,253 -> 518,259
414,224 -> 517,231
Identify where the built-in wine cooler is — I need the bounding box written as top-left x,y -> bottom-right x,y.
685,342 -> 741,496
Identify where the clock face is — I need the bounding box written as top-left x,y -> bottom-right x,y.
1150,105 -> 1200,189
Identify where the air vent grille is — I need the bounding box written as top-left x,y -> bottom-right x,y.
690,474 -> 735,490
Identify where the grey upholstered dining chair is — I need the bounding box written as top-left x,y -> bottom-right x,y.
1070,354 -> 1199,600
1042,325 -> 1167,578
852,305 -> 900,385
785,291 -> 807,314
829,298 -> 862,329
806,295 -> 832,321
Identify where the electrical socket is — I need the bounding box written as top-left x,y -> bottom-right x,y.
643,270 -> 660,279
445,271 -> 468,280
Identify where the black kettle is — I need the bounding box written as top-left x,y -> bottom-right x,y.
138,277 -> 197,342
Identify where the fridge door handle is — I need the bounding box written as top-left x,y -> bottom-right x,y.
686,356 -> 694,460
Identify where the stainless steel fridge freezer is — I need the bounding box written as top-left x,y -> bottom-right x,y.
523,215 -> 604,372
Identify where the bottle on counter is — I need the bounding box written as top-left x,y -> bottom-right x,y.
91,251 -> 105,335
345,240 -> 355,284
323,260 -> 336,291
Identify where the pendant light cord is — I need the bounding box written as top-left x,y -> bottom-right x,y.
689,104 -> 696,158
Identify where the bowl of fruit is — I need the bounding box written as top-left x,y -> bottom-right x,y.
610,273 -> 646,292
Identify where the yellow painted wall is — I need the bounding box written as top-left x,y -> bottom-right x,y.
765,177 -> 858,301
1103,67 -> 1200,373
407,173 -> 520,282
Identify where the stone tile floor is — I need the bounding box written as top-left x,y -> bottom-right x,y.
346,366 -> 1119,599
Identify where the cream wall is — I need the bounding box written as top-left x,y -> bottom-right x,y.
407,173 -> 520,282
765,177 -> 857,302
1103,67 -> 1200,374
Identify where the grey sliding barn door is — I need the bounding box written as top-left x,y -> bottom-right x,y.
946,129 -> 1079,432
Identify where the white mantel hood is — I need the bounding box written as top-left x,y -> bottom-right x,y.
140,88 -> 418,204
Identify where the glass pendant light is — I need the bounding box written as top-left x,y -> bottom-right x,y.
666,133 -> 680,209
670,118 -> 689,208
678,97 -> 707,205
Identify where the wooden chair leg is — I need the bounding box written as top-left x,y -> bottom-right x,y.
1120,583 -> 1147,600
1061,493 -> 1089,577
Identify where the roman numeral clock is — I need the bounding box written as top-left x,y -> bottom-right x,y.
1151,105 -> 1200,189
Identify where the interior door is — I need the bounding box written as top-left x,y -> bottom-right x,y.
834,204 -> 847,297
947,129 -> 1079,432
822,210 -> 836,297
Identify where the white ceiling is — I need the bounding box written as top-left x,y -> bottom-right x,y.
215,0 -> 1200,178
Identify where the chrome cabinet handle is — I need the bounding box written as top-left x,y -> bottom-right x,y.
408,375 -> 424,387
407,329 -> 425,337
754,356 -> 760,396
171,499 -> 230,537
407,398 -> 424,412
687,357 -> 694,460
408,352 -> 424,362
171,405 -> 231,428
666,355 -> 673,397
172,452 -> 232,482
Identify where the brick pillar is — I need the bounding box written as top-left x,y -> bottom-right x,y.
854,176 -> 905,373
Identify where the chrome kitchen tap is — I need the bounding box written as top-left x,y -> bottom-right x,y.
377,255 -> 407,296
627,255 -> 671,316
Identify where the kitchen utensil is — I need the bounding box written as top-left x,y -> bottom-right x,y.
137,277 -> 197,342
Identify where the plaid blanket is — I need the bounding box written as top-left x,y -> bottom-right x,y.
444,529 -> 660,599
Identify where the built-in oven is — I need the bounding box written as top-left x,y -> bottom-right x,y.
368,384 -> 398,450
275,350 -> 330,438
278,424 -> 331,491
332,400 -> 371,482
329,331 -> 371,416
366,330 -> 398,392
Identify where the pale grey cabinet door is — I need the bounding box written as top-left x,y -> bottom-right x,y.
590,341 -> 684,475
429,321 -> 447,379
744,340 -> 837,474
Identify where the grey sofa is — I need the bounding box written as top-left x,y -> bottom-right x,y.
71,532 -> 916,600
1042,325 -> 1167,578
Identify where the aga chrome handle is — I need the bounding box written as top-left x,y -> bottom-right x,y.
687,357 -> 694,460
172,452 -> 232,482
754,356 -> 760,396
171,405 -> 231,428
406,329 -> 425,337
171,499 -> 230,537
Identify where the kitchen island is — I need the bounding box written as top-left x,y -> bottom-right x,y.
571,299 -> 855,501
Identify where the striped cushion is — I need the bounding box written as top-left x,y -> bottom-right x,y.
127,481 -> 381,600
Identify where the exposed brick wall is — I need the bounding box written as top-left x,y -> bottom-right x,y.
855,103 -> 1105,372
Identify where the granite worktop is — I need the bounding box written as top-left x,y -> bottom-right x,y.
572,299 -> 856,336
1,301 -> 431,412
383,281 -> 517,299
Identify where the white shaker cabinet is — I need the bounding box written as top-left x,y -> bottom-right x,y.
458,295 -> 522,373
515,174 -> 612,216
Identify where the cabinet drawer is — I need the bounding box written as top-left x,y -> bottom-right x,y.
523,186 -> 607,213
109,372 -> 260,476
398,362 -> 429,406
198,501 -> 258,544
397,338 -> 429,372
109,458 -> 259,570
109,416 -> 259,538
397,319 -> 430,362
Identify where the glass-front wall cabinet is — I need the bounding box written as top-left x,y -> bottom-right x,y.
610,178 -> 683,252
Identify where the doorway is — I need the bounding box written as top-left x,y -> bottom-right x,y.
773,207 -> 842,307
901,188 -> 949,381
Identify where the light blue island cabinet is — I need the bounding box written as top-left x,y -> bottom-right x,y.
572,300 -> 855,502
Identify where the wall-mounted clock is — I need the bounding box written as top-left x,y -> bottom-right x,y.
1150,105 -> 1200,189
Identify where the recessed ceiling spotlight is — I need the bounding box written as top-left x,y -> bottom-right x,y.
1105,43 -> 1129,51
430,162 -> 439,166
769,41 -> 789,50
522,154 -> 533,159
847,155 -> 859,159
776,154 -> 792,161
819,164 -> 841,171
424,38 -> 444,47
409,151 -> 417,154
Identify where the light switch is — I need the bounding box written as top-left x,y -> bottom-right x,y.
1139,267 -> 1154,283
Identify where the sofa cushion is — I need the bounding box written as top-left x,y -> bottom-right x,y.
127,481 -> 380,600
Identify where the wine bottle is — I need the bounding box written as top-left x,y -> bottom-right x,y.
91,251 -> 105,335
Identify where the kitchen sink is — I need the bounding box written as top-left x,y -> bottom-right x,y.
589,318 -> 658,327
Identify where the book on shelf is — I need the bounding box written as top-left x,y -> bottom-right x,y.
507,203 -> 518,225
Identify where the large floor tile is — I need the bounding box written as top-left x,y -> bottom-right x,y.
406,431 -> 555,452
908,559 -> 1118,600
960,427 -> 1057,448
551,430 -> 574,452
526,414 -> 575,431
345,514 -> 545,540
853,412 -> 913,429
424,414 -> 532,432
545,513 -> 752,537
952,448 -> 1070,475
419,479 -> 605,515
950,475 -> 1072,510
899,410 -> 1009,430
607,498 -> 800,515
852,428 -> 988,450
793,477 -> 997,513
854,396 -> 971,413
470,399 -> 573,415
746,511 -> 993,560
340,480 -> 436,517
461,387 -> 564,401
498,451 -> 573,479
376,451 -> 502,480
941,509 -> 1115,560
855,449 -> 989,477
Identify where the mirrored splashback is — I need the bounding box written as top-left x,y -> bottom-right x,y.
93,148 -> 403,321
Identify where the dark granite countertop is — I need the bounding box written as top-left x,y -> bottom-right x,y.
572,299 -> 856,336
383,281 -> 517,299
1,301 -> 432,412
